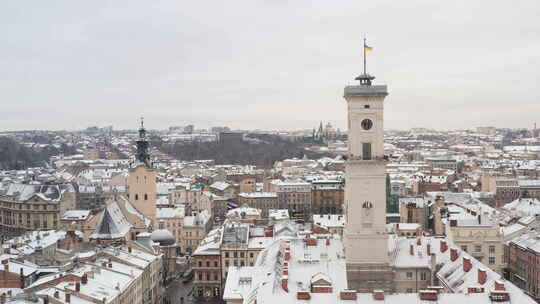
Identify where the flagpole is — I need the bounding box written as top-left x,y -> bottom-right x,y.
363,37 -> 366,75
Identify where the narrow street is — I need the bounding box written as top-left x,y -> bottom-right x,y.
164,279 -> 193,304
164,279 -> 224,304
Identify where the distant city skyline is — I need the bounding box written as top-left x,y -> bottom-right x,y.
2,1 -> 540,131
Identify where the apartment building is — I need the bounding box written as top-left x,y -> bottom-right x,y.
0,183 -> 76,237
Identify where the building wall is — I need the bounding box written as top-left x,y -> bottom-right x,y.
311,188 -> 344,215
127,165 -> 157,223
0,193 -> 75,234
448,226 -> 503,274
238,195 -> 278,217
394,267 -> 432,293
193,254 -> 222,298
276,183 -> 311,221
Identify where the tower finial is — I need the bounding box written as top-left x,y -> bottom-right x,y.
140,116 -> 144,129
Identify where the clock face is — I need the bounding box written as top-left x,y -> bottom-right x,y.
361,119 -> 373,130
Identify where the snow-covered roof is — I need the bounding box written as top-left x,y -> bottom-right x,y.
91,202 -> 132,240
313,214 -> 345,228
503,198 -> 540,216
210,181 -> 231,191
238,192 -> 277,198
61,210 -> 91,221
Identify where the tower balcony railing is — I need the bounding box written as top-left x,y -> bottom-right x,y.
346,155 -> 389,162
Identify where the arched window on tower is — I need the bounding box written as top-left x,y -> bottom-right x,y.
135,194 -> 139,200
144,194 -> 148,200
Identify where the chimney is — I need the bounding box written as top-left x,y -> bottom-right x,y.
478,268 -> 487,285
440,240 -> 448,253
281,276 -> 288,292
494,280 -> 505,291
427,243 -> 431,256
410,244 -> 414,256
450,248 -> 458,262
468,287 -> 484,294
65,292 -> 71,304
373,290 -> 385,300
54,291 -> 59,299
340,290 -> 357,301
75,282 -> 80,292
20,267 -> 24,289
296,292 -> 310,300
284,248 -> 291,261
81,273 -> 88,284
463,257 -> 472,272
419,290 -> 438,301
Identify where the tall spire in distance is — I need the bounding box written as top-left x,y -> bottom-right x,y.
135,116 -> 152,168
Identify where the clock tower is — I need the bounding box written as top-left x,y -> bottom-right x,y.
343,72 -> 395,292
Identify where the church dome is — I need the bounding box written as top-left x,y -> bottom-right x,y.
150,229 -> 175,246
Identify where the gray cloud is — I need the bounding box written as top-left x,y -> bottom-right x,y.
1,0 -> 539,131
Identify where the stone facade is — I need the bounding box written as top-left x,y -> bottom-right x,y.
342,77 -> 393,292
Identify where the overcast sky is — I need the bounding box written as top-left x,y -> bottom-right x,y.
2,1 -> 539,131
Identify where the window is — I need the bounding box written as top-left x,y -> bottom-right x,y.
461,245 -> 468,252
364,105 -> 370,109
233,252 -> 238,258
144,194 -> 148,200
241,261 -> 245,267
362,143 -> 372,160
475,245 -> 482,253
406,272 -> 413,279
135,194 -> 139,200
489,257 -> 496,265
240,252 -> 244,258
489,245 -> 496,253
206,261 -> 210,267
406,288 -> 413,293
249,253 -> 254,258
225,252 -> 229,258
420,272 -> 427,281
198,261 -> 202,267
225,261 -> 229,267
214,261 -> 218,267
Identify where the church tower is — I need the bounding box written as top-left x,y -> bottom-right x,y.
343,69 -> 394,291
127,118 -> 157,226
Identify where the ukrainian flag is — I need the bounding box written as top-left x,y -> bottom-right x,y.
364,44 -> 373,52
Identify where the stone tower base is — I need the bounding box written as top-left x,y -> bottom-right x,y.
346,263 -> 395,293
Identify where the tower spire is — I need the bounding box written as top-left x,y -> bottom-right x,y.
135,117 -> 151,168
